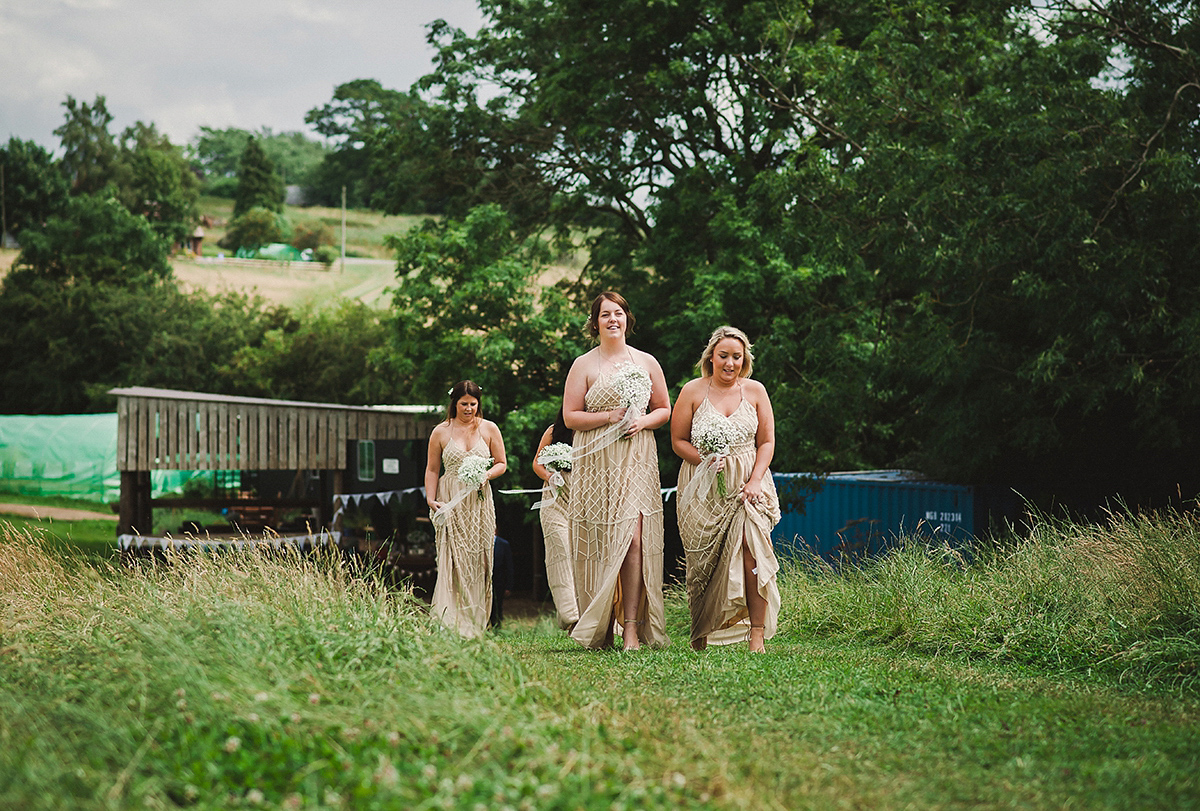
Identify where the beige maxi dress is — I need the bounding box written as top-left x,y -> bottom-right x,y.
539,470 -> 579,629
569,363 -> 670,649
677,396 -> 781,646
431,437 -> 495,638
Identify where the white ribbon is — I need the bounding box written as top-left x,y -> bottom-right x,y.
530,470 -> 566,511
430,483 -> 487,529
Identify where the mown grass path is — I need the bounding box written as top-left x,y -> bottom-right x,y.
495,619 -> 1200,809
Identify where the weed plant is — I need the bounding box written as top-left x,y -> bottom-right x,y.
783,507 -> 1200,689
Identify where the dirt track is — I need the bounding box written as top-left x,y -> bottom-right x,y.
0,503 -> 117,521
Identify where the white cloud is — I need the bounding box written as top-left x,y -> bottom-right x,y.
0,0 -> 484,149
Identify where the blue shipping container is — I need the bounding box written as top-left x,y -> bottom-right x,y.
771,470 -> 973,563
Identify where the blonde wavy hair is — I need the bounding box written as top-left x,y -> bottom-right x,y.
698,325 -> 754,379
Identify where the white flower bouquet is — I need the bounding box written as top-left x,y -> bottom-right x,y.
610,363 -> 652,432
692,418 -> 739,497
537,442 -> 573,473
457,455 -> 492,500
537,442 -> 573,499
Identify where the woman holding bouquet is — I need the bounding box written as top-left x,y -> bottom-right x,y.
425,380 -> 507,638
562,292 -> 672,651
532,408 -> 579,630
671,326 -> 781,653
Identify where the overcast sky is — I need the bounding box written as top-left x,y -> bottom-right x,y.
0,0 -> 485,151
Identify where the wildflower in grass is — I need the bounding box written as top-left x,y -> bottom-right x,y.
245,789 -> 264,805
245,712 -> 259,723
253,691 -> 269,702
386,730 -> 401,746
373,756 -> 400,788
224,736 -> 241,753
290,712 -> 302,723
176,698 -> 187,710
308,692 -> 321,705
422,763 -> 438,780
211,691 -> 228,702
174,688 -> 186,698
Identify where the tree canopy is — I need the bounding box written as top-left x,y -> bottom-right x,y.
376,0 -> 1200,507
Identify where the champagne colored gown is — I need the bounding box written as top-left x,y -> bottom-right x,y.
569,363 -> 670,648
539,470 -> 580,629
677,396 -> 781,646
431,437 -> 495,638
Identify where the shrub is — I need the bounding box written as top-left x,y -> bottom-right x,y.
292,220 -> 335,252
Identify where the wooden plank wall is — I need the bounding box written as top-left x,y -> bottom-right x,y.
116,396 -> 435,472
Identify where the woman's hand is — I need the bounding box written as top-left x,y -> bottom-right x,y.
741,477 -> 765,507
707,454 -> 727,472
608,407 -> 628,426
622,412 -> 649,437
427,499 -> 444,512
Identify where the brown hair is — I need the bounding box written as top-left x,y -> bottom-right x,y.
698,325 -> 754,379
446,379 -> 484,421
587,291 -> 636,338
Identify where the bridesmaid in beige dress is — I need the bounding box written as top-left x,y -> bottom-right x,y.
563,292 -> 672,651
671,326 -> 781,653
425,380 -> 507,638
532,409 -> 579,630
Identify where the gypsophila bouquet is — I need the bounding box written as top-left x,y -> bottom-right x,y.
457,455 -> 492,500
537,442 -> 573,499
692,418 -> 739,497
610,362 -> 652,422
537,442 -> 573,472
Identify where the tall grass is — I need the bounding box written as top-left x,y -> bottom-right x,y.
783,507 -> 1200,689
0,525 -> 702,810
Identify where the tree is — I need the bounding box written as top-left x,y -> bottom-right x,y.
233,137 -> 284,217
219,207 -> 286,253
384,204 -> 586,478
304,79 -> 423,207
111,122 -> 200,244
394,0 -> 1200,510
54,95 -> 118,195
0,137 -> 70,239
12,192 -> 171,287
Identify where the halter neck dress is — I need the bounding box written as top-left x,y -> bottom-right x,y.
431,435 -> 495,638
676,394 -> 781,646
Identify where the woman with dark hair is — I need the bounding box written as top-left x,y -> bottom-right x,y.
425,380 -> 507,637
671,326 -> 780,653
562,292 -> 672,650
532,407 -> 579,630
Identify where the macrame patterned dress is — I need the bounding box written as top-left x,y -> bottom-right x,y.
539,471 -> 580,629
431,437 -> 495,638
569,362 -> 670,649
677,396 -> 781,646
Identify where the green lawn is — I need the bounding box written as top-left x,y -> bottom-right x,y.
2,508 -> 1198,809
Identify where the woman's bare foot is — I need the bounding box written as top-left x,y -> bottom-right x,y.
749,624 -> 765,653
622,619 -> 641,651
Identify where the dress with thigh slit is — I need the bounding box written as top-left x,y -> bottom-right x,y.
569,362 -> 669,648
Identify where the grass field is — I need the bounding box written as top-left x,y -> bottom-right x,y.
2,506 -> 1198,809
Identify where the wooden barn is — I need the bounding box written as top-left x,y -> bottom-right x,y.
111,387 -> 440,550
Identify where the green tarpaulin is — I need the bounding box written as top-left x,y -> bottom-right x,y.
0,413 -> 200,503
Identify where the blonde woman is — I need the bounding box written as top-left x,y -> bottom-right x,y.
562,292 -> 672,651
671,326 -> 780,652
425,380 -> 507,638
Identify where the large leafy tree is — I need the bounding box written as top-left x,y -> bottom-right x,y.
0,137 -> 70,239
110,122 -> 200,244
304,79 -> 428,208
392,0 -> 1200,509
384,204 -> 586,478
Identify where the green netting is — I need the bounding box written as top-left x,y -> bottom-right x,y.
0,413 -> 201,504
